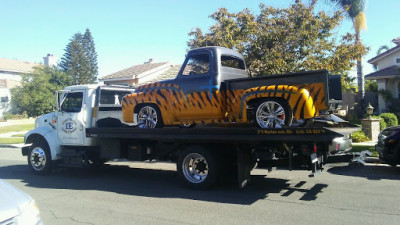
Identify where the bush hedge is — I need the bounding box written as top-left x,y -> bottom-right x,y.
351,130 -> 370,143
380,113 -> 398,127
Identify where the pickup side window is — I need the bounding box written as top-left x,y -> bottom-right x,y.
182,53 -> 210,75
221,55 -> 245,70
61,92 -> 83,113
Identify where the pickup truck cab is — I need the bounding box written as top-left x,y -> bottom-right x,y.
122,46 -> 333,128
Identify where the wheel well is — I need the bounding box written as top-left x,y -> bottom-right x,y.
247,97 -> 287,108
26,134 -> 50,151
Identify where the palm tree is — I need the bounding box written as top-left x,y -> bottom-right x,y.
376,45 -> 389,55
329,0 -> 367,102
374,45 -> 389,70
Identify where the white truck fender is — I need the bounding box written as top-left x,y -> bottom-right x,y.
23,127 -> 61,160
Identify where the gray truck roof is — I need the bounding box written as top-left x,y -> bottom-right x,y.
188,46 -> 244,60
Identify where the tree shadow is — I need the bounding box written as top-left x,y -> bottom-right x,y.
0,164 -> 328,205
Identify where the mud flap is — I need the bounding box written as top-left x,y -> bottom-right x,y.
237,148 -> 252,189
309,153 -> 320,177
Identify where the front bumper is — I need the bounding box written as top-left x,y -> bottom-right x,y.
21,144 -> 32,156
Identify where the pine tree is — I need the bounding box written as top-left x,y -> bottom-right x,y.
60,29 -> 98,85
82,28 -> 98,83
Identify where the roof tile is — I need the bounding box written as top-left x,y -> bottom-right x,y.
0,57 -> 39,73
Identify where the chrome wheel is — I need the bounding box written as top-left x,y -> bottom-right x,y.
256,101 -> 286,128
137,106 -> 159,128
30,147 -> 47,171
182,153 -> 208,184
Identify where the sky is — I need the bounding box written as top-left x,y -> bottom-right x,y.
0,0 -> 399,79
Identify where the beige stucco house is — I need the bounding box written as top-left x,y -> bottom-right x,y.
0,54 -> 57,117
365,37 -> 400,113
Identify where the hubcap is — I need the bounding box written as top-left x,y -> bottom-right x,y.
30,147 -> 46,171
256,101 -> 286,128
137,106 -> 158,128
182,153 -> 208,184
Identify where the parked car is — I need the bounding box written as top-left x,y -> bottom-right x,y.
376,125 -> 400,166
329,135 -> 352,155
313,114 -> 353,155
0,179 -> 43,225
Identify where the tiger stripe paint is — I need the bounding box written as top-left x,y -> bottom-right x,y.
122,80 -> 326,126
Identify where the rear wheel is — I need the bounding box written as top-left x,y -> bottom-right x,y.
28,140 -> 52,174
136,104 -> 163,128
254,99 -> 292,128
177,146 -> 218,189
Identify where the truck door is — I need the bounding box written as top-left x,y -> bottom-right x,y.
57,90 -> 87,145
175,51 -> 224,120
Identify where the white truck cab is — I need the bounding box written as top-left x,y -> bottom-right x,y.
23,85 -> 134,173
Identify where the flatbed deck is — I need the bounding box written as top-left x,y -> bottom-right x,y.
86,127 -> 344,144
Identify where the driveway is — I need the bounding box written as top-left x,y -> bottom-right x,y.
0,147 -> 399,225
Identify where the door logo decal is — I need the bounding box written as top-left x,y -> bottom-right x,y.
62,118 -> 77,134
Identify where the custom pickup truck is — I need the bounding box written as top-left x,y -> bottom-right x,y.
122,46 -> 339,128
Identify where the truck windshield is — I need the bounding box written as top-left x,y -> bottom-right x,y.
60,92 -> 83,113
182,53 -> 210,75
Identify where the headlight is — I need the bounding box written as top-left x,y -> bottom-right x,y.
18,200 -> 42,225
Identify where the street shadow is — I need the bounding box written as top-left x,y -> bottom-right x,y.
327,163 -> 400,180
0,163 -> 328,205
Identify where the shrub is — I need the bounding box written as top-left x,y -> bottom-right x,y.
380,113 -> 398,127
351,130 -> 370,143
3,111 -> 28,121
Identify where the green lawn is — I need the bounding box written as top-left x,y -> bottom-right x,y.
0,124 -> 34,134
0,137 -> 24,144
351,145 -> 378,157
0,122 -> 34,144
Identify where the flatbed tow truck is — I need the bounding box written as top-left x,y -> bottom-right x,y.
22,47 -> 351,189
22,81 -> 344,189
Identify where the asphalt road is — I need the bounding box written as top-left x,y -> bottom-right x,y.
1,147 -> 400,225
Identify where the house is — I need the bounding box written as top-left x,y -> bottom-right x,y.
0,54 -> 57,117
100,59 -> 180,86
365,37 -> 400,113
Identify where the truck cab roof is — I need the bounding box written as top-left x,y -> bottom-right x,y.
188,46 -> 245,61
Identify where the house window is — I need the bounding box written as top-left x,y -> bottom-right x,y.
0,96 -> 9,103
396,58 -> 400,64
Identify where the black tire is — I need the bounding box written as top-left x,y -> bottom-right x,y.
177,146 -> 218,189
28,140 -> 52,175
136,104 -> 163,128
179,123 -> 196,128
253,98 -> 292,128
